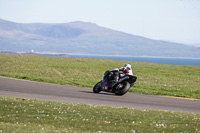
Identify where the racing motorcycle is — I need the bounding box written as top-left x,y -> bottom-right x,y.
93,71 -> 137,96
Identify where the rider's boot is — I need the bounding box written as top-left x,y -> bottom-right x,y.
108,80 -> 118,92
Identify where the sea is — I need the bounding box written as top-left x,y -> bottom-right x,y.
1,51 -> 199,66
68,54 -> 200,66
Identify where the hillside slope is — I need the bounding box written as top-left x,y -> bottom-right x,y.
0,19 -> 199,58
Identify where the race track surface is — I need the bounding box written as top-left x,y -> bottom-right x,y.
0,77 -> 199,113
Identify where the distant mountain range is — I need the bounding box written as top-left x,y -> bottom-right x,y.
0,19 -> 199,58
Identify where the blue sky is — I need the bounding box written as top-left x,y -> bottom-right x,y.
0,0 -> 200,46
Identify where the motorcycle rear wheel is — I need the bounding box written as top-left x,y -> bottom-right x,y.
115,81 -> 130,96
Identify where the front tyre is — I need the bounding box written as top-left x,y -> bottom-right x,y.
115,81 -> 130,96
93,81 -> 102,93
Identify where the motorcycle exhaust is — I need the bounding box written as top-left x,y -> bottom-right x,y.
118,76 -> 129,83
112,76 -> 129,87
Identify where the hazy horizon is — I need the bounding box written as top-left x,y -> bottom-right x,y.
0,0 -> 200,46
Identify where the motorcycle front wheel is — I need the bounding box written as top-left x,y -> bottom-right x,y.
93,81 -> 102,93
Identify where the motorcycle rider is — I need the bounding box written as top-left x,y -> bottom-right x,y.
108,63 -> 133,88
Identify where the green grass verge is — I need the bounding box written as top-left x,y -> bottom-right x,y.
0,97 -> 200,133
0,54 -> 200,99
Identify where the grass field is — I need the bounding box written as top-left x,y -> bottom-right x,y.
0,54 -> 200,99
0,97 -> 200,133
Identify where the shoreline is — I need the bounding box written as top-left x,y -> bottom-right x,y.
1,50 -> 200,59
68,53 -> 200,60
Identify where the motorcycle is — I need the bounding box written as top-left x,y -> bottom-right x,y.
93,71 -> 137,96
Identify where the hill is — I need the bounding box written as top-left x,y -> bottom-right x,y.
0,19 -> 199,58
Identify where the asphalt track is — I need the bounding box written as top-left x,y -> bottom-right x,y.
0,77 -> 200,113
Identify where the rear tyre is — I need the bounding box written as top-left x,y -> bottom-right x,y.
115,81 -> 130,96
93,81 -> 102,93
